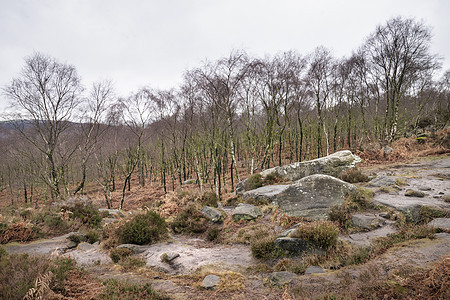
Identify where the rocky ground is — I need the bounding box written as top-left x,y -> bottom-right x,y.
2,154 -> 450,299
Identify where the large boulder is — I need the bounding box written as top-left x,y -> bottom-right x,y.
260,150 -> 361,181
274,174 -> 357,219
242,185 -> 289,204
236,150 -> 360,194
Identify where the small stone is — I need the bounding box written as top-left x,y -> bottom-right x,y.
269,271 -> 296,285
405,189 -> 425,198
202,275 -> 220,289
201,206 -> 223,223
418,186 -> 432,191
378,213 -> 390,219
351,214 -> 385,230
161,252 -> 180,263
305,266 -> 326,274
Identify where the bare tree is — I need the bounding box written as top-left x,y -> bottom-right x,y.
363,17 -> 441,143
3,53 -> 83,199
73,80 -> 114,195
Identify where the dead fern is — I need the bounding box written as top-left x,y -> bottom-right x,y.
23,271 -> 60,300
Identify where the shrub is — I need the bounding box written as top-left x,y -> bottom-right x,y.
246,174 -> 263,190
171,205 -> 208,234
117,211 -> 167,245
290,221 -> 339,249
200,192 -> 218,207
85,230 -> 100,244
0,253 -> 75,299
207,227 -> 220,241
339,168 -> 369,183
264,173 -> 282,185
68,201 -> 103,227
68,233 -> 86,244
110,247 -> 132,263
250,231 -> 282,259
0,222 -> 37,244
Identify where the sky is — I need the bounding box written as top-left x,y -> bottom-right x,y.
0,0 -> 449,112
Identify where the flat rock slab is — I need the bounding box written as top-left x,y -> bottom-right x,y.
341,225 -> 398,247
305,266 -> 326,274
373,193 -> 448,216
3,232 -> 77,256
117,244 -> 148,254
428,218 -> 450,230
242,185 -> 289,203
144,237 -> 255,274
62,244 -> 111,266
275,174 -> 357,219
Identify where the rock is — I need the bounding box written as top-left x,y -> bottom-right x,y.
405,189 -> 426,198
242,185 -> 289,203
235,180 -> 247,195
201,206 -> 224,223
202,275 -> 220,289
98,208 -> 125,218
418,186 -> 432,191
117,244 -> 148,254
77,242 -> 95,251
383,146 -> 393,155
428,218 -> 450,230
367,176 -> 397,187
351,214 -> 385,230
232,203 -> 262,221
269,272 -> 296,285
261,150 -> 361,182
274,237 -> 326,256
182,179 -> 196,185
236,150 -> 361,193
305,266 -> 326,275
161,252 -> 180,262
269,271 -> 296,285
342,225 -> 398,247
274,174 -> 357,219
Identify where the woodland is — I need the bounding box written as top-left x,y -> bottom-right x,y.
0,16 -> 448,209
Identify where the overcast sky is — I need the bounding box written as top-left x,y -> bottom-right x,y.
1,0 -> 449,112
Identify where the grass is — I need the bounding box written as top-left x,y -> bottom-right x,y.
290,221 -> 339,250
99,279 -> 169,300
250,230 -> 283,259
339,168 -> 369,183
110,247 -> 132,263
328,188 -> 374,231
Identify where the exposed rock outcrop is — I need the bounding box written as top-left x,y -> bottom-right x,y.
274,174 -> 357,219
236,150 -> 361,194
